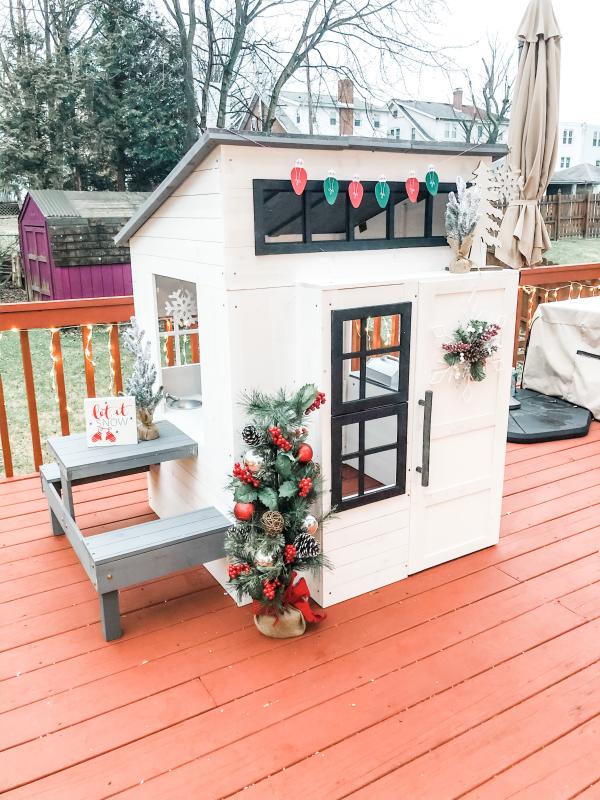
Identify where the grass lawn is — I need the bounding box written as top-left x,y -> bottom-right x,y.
0,325 -> 133,476
546,237 -> 600,265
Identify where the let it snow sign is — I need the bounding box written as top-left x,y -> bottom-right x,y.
84,397 -> 137,447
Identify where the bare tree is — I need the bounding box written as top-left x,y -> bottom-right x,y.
456,38 -> 514,144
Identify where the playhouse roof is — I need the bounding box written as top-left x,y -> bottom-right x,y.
115,130 -> 506,244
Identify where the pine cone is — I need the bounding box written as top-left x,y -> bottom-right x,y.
294,531 -> 320,559
242,425 -> 261,446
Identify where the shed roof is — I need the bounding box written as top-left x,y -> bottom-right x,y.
23,190 -> 150,269
549,162 -> 600,184
27,190 -> 150,220
115,129 -> 506,244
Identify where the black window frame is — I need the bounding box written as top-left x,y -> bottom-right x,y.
253,178 -> 453,255
330,302 -> 412,511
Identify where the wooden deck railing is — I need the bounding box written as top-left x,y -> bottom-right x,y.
513,263 -> 600,366
0,296 -> 134,477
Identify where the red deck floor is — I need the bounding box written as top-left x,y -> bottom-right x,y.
0,427 -> 599,799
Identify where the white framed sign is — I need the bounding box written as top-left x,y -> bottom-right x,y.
84,396 -> 138,447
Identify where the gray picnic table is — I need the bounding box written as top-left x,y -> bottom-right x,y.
41,420 -> 229,641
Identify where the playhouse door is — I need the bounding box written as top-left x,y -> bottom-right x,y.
408,271 -> 518,574
23,226 -> 52,300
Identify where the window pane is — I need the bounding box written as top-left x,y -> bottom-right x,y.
364,452 -> 396,493
353,189 -> 387,239
342,315 -> 401,353
364,352 -> 401,396
307,190 -> 346,241
341,422 -> 360,456
341,456 -> 360,499
365,414 -> 398,450
263,189 -> 303,242
392,192 -> 426,238
432,193 -> 450,236
342,318 -> 362,354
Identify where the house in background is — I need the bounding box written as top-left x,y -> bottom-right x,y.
18,190 -> 149,301
239,82 -> 509,145
389,89 -> 509,144
239,79 -> 391,138
546,162 -> 600,195
556,122 -> 600,170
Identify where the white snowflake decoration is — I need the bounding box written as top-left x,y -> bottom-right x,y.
430,287 -> 505,401
164,288 -> 196,329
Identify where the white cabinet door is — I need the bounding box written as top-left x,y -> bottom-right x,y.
408,270 -> 518,574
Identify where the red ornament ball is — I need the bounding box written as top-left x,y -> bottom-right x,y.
233,502 -> 255,521
296,443 -> 313,463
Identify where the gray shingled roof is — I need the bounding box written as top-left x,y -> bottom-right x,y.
550,163 -> 600,184
280,90 -> 389,113
115,129 -> 506,245
395,99 -> 475,122
29,190 -> 150,220
25,190 -> 149,268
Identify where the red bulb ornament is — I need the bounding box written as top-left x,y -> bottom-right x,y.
290,160 -> 308,195
296,443 -> 313,463
348,177 -> 364,209
233,501 -> 255,521
405,173 -> 419,204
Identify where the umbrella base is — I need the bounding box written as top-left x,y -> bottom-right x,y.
507,389 -> 592,444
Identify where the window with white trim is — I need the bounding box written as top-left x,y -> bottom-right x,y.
154,275 -> 201,396
444,122 -> 458,140
593,131 -> 600,147
562,129 -> 573,145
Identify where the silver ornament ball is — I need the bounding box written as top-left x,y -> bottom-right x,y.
243,449 -> 264,474
254,546 -> 275,570
301,514 -> 319,535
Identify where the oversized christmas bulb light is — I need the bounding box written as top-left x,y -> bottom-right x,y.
375,174 -> 390,208
348,175 -> 364,208
290,159 -> 308,195
323,170 -> 339,205
425,164 -> 439,196
405,171 -> 419,203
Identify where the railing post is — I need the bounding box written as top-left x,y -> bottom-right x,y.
81,325 -> 96,398
0,373 -> 13,478
20,330 -> 43,471
51,329 -> 70,436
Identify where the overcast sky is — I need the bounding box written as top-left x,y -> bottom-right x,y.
407,0 -> 596,123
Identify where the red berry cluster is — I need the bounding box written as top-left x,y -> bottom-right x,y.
298,477 -> 313,497
305,391 -> 326,415
284,544 -> 297,564
227,563 -> 251,580
262,578 -> 281,600
268,426 -> 292,452
232,462 -> 260,488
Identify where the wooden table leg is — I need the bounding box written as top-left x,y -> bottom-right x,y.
99,591 -> 122,641
60,468 -> 75,520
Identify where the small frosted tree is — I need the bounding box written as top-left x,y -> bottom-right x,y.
122,317 -> 164,439
445,177 -> 481,273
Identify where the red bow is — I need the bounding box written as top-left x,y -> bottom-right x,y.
253,571 -> 326,624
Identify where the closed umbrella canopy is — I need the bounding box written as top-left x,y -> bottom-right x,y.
496,0 -> 561,268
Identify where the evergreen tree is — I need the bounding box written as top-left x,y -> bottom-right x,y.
225,384 -> 330,613
81,0 -> 189,190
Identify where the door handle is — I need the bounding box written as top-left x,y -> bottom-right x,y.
416,390 -> 433,487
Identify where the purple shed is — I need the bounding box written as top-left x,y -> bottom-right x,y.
18,190 -> 150,300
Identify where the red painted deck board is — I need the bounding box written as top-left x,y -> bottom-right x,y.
0,424 -> 599,799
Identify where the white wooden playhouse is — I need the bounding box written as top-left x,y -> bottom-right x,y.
116,131 -> 518,607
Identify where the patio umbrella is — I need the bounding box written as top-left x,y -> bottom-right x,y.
495,0 -> 561,268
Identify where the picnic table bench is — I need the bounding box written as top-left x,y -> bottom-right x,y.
41,421 -> 229,641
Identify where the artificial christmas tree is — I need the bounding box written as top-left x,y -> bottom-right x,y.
224,384 -> 329,637
122,316 -> 164,440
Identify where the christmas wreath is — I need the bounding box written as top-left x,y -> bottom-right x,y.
225,384 -> 330,635
442,320 -> 501,382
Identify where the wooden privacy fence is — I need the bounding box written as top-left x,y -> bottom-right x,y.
540,192 -> 600,240
0,296 -> 134,477
513,263 -> 600,366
